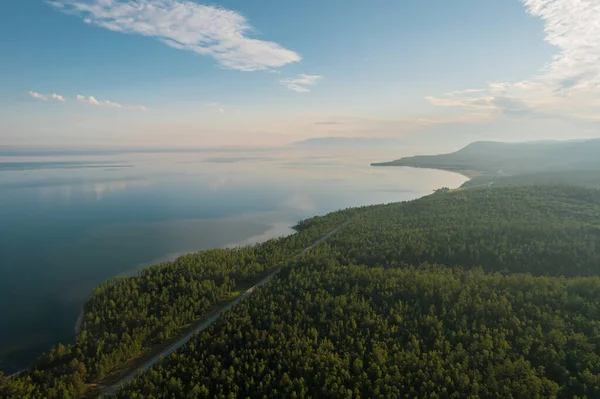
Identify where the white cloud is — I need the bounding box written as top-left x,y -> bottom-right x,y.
29,91 -> 48,101
280,74 -> 322,93
523,0 -> 600,91
77,94 -> 146,110
87,96 -> 100,106
30,91 -> 68,102
103,100 -> 122,108
428,0 -> 600,121
51,93 -> 66,102
426,95 -> 498,111
47,0 -> 65,8
48,0 -> 301,72
445,88 -> 487,97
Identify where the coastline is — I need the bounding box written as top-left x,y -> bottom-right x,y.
70,171 -> 469,339
74,292 -> 93,335
224,222 -> 295,248
73,220 -> 296,335
10,169 -> 466,385
371,163 -> 484,179
371,163 -> 488,187
74,309 -> 84,335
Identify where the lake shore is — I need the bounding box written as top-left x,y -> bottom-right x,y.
73,219 -> 296,335
371,162 -> 485,179
3,153 -> 467,375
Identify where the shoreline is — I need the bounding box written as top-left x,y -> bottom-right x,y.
371,163 -> 484,180
89,222 -> 349,398
73,220 -> 296,336
8,169 -> 466,380
69,173 -> 463,349
71,169 -> 466,337
74,308 -> 85,335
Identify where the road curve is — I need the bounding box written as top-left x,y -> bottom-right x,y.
100,222 -> 348,397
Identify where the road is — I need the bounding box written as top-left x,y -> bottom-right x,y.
100,222 -> 347,397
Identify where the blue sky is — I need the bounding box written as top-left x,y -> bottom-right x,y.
1,0 -> 599,148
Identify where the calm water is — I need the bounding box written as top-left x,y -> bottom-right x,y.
0,147 -> 467,372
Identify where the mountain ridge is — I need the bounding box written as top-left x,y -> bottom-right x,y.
372,138 -> 600,178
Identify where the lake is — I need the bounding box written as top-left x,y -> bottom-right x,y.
0,147 -> 467,373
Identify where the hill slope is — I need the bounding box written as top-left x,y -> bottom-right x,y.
372,139 -> 600,179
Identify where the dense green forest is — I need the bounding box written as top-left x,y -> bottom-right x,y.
110,185 -> 600,398
5,185 -> 600,398
0,209 -> 359,399
462,170 -> 600,190
116,258 -> 600,399
327,185 -> 600,277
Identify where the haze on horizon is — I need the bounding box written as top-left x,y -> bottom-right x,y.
1,0 -> 599,150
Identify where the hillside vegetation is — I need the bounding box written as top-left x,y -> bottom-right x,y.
462,170 -> 600,190
5,186 -> 600,398
372,140 -> 600,188
114,186 -> 600,399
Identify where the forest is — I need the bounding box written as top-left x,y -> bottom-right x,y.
114,185 -> 600,399
462,170 -> 600,190
115,258 -> 600,399
326,185 -> 600,277
0,208 -> 358,399
4,185 -> 600,398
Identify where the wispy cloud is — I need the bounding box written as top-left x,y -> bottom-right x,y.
427,90 -> 538,118
293,113 -> 493,139
77,94 -> 99,106
445,89 -> 487,97
48,0 -> 301,72
428,0 -> 600,121
51,93 -> 66,102
426,95 -> 497,111
77,94 -> 147,111
30,91 -> 68,102
104,100 -> 122,108
205,102 -> 227,114
523,0 -> 600,91
29,91 -> 48,101
280,74 -> 322,92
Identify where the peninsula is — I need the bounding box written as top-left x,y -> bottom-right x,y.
372,139 -> 600,188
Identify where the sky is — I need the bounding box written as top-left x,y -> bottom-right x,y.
1,0 -> 599,149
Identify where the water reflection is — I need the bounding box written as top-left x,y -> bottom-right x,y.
88,179 -> 151,200
36,178 -> 151,203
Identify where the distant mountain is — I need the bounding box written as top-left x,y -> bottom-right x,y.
372,139 -> 600,178
292,137 -> 404,148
